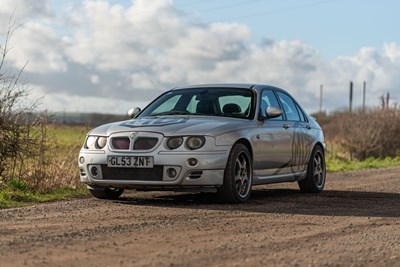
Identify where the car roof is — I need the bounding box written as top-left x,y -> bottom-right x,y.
171,83 -> 286,93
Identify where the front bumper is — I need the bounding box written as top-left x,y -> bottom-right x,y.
78,149 -> 229,189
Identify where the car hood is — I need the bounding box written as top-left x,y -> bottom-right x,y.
89,116 -> 252,137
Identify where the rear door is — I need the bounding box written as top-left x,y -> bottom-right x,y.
276,91 -> 313,174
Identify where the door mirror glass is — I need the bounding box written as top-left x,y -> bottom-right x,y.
128,107 -> 141,118
266,106 -> 283,118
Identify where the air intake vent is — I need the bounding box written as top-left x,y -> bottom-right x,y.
188,171 -> 203,179
111,137 -> 130,150
100,165 -> 163,181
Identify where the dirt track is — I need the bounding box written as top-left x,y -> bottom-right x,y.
0,168 -> 399,267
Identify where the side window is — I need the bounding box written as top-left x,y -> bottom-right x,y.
277,92 -> 301,121
261,90 -> 283,120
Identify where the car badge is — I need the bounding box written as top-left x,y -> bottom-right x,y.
129,132 -> 137,139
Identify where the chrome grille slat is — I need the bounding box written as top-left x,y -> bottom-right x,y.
110,135 -> 160,151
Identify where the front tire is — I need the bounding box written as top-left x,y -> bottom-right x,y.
89,187 -> 124,199
298,146 -> 326,193
218,143 -> 253,203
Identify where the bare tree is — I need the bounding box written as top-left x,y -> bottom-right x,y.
0,15 -> 48,187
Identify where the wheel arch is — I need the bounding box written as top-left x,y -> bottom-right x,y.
234,138 -> 253,160
314,142 -> 326,154
302,142 -> 325,169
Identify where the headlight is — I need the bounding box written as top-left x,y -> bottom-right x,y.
96,137 -> 107,149
186,136 -> 205,150
85,136 -> 107,149
85,136 -> 95,149
167,137 -> 183,149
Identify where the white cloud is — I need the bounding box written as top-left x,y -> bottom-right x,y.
29,86 -> 149,114
384,42 -> 400,62
0,0 -> 52,25
64,0 -> 181,71
8,21 -> 67,73
1,0 -> 400,114
90,75 -> 99,84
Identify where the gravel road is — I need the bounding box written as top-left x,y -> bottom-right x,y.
0,168 -> 399,267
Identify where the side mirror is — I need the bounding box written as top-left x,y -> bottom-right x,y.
128,107 -> 141,118
265,106 -> 282,118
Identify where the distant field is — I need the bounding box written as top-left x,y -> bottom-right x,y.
48,125 -> 91,146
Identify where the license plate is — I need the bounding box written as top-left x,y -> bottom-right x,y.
107,156 -> 154,168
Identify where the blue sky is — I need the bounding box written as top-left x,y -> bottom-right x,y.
173,0 -> 399,59
1,0 -> 399,114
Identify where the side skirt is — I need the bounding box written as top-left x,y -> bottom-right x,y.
252,171 -> 306,185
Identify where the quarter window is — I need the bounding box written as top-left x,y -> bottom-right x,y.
295,104 -> 307,122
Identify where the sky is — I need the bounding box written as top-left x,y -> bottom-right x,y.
0,0 -> 399,114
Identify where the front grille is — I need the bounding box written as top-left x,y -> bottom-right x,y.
100,165 -> 163,181
110,136 -> 159,150
133,137 -> 158,150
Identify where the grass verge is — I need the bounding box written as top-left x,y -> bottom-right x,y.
0,179 -> 88,209
326,157 -> 400,172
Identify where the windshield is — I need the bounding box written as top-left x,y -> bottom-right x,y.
139,88 -> 255,119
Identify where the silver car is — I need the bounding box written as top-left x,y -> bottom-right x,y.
78,84 -> 326,203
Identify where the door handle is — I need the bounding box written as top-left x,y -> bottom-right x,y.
283,124 -> 290,129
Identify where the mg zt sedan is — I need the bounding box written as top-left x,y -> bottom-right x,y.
78,84 -> 326,203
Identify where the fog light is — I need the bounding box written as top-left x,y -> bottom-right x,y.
79,156 -> 85,164
188,158 -> 198,167
90,166 -> 99,177
166,168 -> 177,178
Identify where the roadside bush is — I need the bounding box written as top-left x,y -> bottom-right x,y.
315,109 -> 400,161
0,20 -> 81,193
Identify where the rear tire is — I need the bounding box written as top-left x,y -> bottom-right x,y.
298,146 -> 326,193
218,143 -> 252,203
89,188 -> 124,199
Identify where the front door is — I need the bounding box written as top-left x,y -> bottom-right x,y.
253,90 -> 294,177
